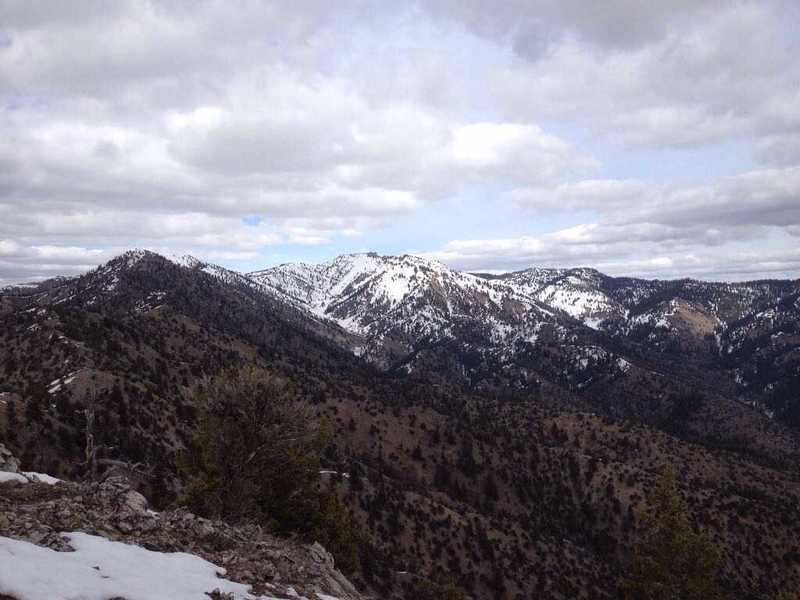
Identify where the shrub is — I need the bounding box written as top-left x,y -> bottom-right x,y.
620,467 -> 723,600
414,575 -> 467,600
179,366 -> 362,572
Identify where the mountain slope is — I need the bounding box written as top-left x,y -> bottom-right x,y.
250,254 -> 634,399
253,253 -> 800,437
1,250 -> 800,599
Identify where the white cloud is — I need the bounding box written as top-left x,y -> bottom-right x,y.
426,164 -> 800,279
483,2 -> 800,148
426,232 -> 800,281
0,0 -> 798,282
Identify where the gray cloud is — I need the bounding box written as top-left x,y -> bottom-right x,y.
426,164 -> 800,279
755,134 -> 800,167
424,0 -> 721,54
477,2 -> 800,148
0,0 -> 798,282
511,166 -> 800,230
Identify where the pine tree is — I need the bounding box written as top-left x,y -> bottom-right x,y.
620,467 -> 723,600
25,381 -> 47,424
180,366 -> 325,525
178,366 -> 363,573
5,399 -> 18,442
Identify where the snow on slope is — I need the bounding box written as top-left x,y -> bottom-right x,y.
501,267 -> 625,328
249,253 -> 562,350
0,471 -> 28,484
0,532 -> 277,600
246,253 -> 641,381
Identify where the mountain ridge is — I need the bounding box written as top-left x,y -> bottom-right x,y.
5,249 -> 799,432
2,248 -> 800,598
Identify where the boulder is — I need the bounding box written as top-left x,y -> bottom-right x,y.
0,443 -> 20,473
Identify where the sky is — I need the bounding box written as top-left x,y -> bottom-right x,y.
1,0 -> 799,284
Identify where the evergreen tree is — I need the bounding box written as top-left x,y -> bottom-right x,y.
415,574 -> 467,600
180,366 -> 325,525
5,399 -> 18,442
25,381 -> 47,424
620,467 -> 723,600
179,367 -> 362,573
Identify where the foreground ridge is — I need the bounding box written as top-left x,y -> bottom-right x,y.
0,454 -> 363,600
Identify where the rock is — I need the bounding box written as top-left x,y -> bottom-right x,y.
120,489 -> 148,514
310,541 -> 333,566
0,474 -> 366,600
0,443 -> 20,473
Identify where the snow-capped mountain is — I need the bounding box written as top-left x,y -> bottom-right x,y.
250,252 -> 799,416
251,252 -> 556,338
250,254 -> 634,389
5,249 -> 797,423
497,267 -> 627,329
252,254 -> 557,347
252,252 -> 773,352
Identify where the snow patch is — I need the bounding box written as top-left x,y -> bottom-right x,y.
0,471 -> 62,485
22,471 -> 62,485
0,532 -> 269,600
0,471 -> 28,484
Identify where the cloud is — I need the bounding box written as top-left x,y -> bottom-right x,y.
425,0 -> 721,54
509,179 -> 649,213
0,1 -> 798,282
0,243 -> 117,284
755,134 -> 800,167
426,164 -> 800,279
474,2 -> 800,148
510,166 -> 800,229
425,231 -> 800,281
0,1 -> 598,282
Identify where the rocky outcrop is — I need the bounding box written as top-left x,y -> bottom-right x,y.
0,474 -> 365,600
0,444 -> 20,473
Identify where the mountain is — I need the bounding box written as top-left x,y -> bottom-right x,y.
250,254 -> 627,402
253,253 -> 800,437
493,266 -> 626,327
250,252 -> 566,362
1,250 -> 800,599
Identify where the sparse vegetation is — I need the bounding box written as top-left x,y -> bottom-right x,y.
2,251 -> 800,599
179,366 -> 362,573
620,467 -> 723,600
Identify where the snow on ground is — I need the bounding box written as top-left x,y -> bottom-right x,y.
47,369 -> 86,395
22,472 -> 61,485
0,471 -> 28,484
583,317 -> 602,330
0,471 -> 61,485
319,470 -> 350,479
0,532 -> 274,600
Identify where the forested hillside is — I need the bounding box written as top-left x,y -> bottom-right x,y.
2,251 -> 799,599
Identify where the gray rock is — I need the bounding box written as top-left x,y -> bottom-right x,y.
0,443 -> 21,473
0,474 -> 366,600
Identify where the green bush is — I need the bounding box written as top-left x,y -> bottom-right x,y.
414,575 -> 467,600
620,467 -> 723,600
179,366 -> 362,573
